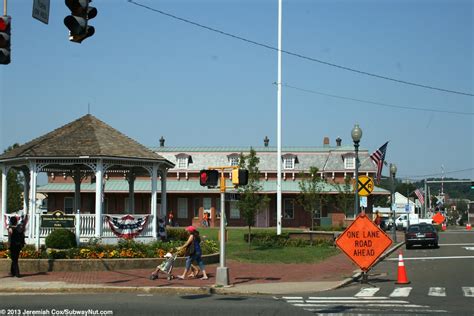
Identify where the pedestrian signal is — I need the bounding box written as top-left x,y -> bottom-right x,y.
199,169 -> 219,187
232,169 -> 249,186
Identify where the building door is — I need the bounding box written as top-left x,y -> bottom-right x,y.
256,206 -> 269,227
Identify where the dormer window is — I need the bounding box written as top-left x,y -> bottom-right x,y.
342,153 -> 355,169
175,153 -> 191,169
282,154 -> 298,170
227,153 -> 240,167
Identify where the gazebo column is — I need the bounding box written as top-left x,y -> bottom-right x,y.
29,161 -> 39,250
127,172 -> 136,214
151,164 -> 158,239
1,164 -> 9,241
95,160 -> 104,238
22,168 -> 30,216
72,168 -> 82,213
160,169 -> 168,219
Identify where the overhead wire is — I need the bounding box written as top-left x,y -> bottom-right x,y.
128,0 -> 474,97
280,83 -> 474,115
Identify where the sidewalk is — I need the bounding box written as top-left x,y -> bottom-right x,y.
0,232 -> 405,295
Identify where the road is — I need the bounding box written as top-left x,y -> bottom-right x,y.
280,228 -> 474,315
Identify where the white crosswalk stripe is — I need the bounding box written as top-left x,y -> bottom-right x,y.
389,287 -> 412,297
354,287 -> 380,297
429,287 -> 447,297
462,287 -> 474,297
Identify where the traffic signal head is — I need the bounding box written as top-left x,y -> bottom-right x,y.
64,0 -> 97,43
0,15 -> 11,65
471,181 -> 474,190
199,169 -> 219,187
232,169 -> 249,186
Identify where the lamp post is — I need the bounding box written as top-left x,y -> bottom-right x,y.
351,124 -> 362,216
390,163 -> 397,242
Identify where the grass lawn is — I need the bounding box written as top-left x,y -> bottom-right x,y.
197,227 -> 341,264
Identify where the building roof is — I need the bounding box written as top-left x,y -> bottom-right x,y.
38,179 -> 390,195
0,114 -> 170,164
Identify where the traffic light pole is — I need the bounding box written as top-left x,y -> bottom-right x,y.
209,165 -> 239,287
3,0 -> 7,15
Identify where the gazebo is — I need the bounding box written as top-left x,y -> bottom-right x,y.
0,114 -> 174,245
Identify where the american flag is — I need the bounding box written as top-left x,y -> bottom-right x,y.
370,141 -> 389,184
415,188 -> 425,205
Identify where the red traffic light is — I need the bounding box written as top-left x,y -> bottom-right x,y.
199,169 -> 219,187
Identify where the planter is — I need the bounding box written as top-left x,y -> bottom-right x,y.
0,253 -> 219,273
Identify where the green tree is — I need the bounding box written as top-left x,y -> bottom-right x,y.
236,148 -> 269,250
3,144 -> 24,212
331,175 -> 355,218
297,167 -> 328,230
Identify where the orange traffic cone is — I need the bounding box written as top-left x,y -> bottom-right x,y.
467,223 -> 472,231
396,251 -> 410,284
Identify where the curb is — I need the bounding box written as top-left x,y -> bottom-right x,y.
0,285 -> 213,295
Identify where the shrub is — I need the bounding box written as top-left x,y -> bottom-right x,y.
166,228 -> 189,241
45,229 -> 77,249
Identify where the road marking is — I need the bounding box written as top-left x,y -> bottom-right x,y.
137,294 -> 153,297
307,296 -> 387,300
303,308 -> 447,313
355,287 -> 380,297
387,256 -> 474,261
463,247 -> 474,251
428,287 -> 446,297
295,303 -> 428,308
462,287 -> 474,297
281,296 -> 302,299
305,300 -> 409,304
438,243 -> 474,246
390,287 -> 412,297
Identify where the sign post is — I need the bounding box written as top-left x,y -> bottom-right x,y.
335,213 -> 392,283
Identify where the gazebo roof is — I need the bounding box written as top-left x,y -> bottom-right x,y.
0,114 -> 172,166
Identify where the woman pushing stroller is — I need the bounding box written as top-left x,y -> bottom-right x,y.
177,226 -> 209,280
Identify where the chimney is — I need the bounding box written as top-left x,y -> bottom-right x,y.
323,137 -> 330,147
159,136 -> 165,147
336,137 -> 342,146
264,136 -> 269,147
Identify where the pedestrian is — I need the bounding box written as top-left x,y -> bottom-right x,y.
374,211 -> 382,227
8,216 -> 25,278
177,226 -> 209,280
168,211 -> 174,227
158,218 -> 167,241
202,212 -> 209,227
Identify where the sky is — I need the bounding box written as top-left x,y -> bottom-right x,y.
0,0 -> 473,182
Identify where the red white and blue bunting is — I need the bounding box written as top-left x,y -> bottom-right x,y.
105,214 -> 149,239
3,214 -> 28,229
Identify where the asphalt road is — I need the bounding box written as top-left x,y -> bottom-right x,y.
279,228 -> 474,315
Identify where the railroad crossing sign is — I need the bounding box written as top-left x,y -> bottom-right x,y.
335,213 -> 392,271
355,176 -> 374,196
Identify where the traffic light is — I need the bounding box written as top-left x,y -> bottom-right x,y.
64,0 -> 97,43
0,15 -> 11,65
232,169 -> 249,186
199,169 -> 219,187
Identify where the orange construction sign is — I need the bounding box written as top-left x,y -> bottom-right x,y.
335,213 -> 393,271
432,212 -> 445,224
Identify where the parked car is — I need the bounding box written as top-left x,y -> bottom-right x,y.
405,223 -> 439,249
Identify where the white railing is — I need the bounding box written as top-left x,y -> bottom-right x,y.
2,213 -> 154,240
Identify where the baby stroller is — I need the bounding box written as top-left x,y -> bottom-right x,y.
150,252 -> 177,281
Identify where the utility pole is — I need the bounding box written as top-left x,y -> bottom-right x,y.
276,0 -> 283,235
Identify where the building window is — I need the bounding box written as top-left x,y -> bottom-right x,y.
64,197 -> 74,214
193,198 -> 200,218
203,197 -> 211,215
177,157 -> 188,169
103,198 -> 108,214
124,197 -> 133,214
216,198 -> 221,218
344,157 -> 355,169
283,157 -> 294,170
284,199 -> 294,219
229,156 -> 239,166
230,201 -> 240,219
178,198 -> 188,219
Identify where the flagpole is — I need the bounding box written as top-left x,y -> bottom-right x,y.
424,179 -> 427,218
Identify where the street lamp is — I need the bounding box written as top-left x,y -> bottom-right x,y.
390,163 -> 397,242
351,124 -> 362,216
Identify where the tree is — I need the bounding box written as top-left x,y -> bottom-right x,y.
331,175 -> 355,218
2,144 -> 24,212
236,148 -> 269,250
297,167 -> 329,230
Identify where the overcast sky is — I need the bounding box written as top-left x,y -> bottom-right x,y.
1,0 -> 472,181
